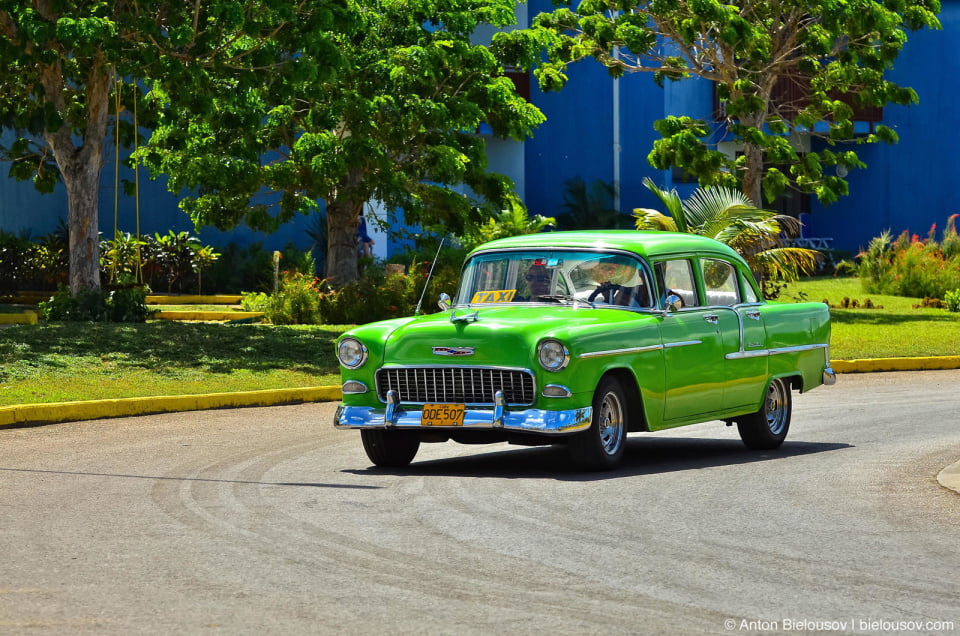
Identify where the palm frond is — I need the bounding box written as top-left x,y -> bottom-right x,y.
752,247 -> 820,281
632,208 -> 678,231
642,177 -> 687,233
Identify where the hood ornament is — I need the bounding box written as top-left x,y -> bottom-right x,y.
450,308 -> 479,323
433,346 -> 475,357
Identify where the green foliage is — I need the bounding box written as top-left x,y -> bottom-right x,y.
37,284 -> 153,323
859,218 -> 960,299
264,272 -> 322,325
1,0 -> 348,295
461,201 -> 556,252
503,0 -> 941,206
634,178 -> 820,295
318,259 -> 461,324
102,232 -> 146,282
241,291 -> 269,312
140,0 -> 545,284
945,290 -> 960,313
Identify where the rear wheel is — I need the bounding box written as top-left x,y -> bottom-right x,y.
361,429 -> 420,468
569,376 -> 627,470
737,378 -> 792,450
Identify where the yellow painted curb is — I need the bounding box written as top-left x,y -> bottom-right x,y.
146,294 -> 243,305
151,310 -> 264,322
0,386 -> 341,428
833,356 -> 960,373
0,310 -> 39,325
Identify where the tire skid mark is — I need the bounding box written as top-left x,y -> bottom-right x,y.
154,441 -> 727,630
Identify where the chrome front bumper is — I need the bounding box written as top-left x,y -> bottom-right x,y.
334,403 -> 592,434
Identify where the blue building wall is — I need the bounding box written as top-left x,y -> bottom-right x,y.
0,131 -> 320,253
808,2 -> 960,253
521,0 -> 960,255
2,3 -> 957,259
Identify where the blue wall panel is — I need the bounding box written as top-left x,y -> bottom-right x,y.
807,2 -> 960,253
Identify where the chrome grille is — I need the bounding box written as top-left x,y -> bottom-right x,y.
376,367 -> 535,406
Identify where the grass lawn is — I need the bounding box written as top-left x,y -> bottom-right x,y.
783,277 -> 960,360
0,321 -> 347,406
2,276 -> 959,406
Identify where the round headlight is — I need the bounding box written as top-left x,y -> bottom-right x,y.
337,338 -> 368,369
537,339 -> 569,372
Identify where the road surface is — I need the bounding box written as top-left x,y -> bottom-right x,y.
1,371 -> 959,634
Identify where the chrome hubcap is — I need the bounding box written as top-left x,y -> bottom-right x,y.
598,391 -> 625,455
765,380 -> 788,435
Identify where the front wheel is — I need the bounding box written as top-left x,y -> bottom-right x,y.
361,429 -> 420,468
568,376 -> 628,470
737,378 -> 792,450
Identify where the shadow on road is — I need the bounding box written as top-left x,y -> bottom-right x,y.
344,436 -> 853,481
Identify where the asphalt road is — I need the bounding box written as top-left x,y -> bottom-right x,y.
1,371 -> 959,635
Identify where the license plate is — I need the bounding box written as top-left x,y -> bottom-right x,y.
421,404 -> 466,427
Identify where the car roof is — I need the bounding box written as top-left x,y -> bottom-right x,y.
470,230 -> 744,261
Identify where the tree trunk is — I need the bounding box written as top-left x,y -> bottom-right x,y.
41,55 -> 112,296
325,165 -> 367,284
325,197 -> 363,284
63,161 -> 105,294
740,112 -> 765,207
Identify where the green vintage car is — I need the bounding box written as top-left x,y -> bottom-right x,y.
334,231 -> 835,470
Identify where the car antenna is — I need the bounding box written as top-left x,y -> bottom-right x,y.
414,237 -> 445,316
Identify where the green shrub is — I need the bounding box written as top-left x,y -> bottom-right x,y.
264,272 -> 321,325
38,284 -> 154,323
859,218 -> 960,299
240,291 -> 269,312
945,289 -> 960,313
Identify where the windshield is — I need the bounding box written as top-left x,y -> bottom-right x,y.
455,249 -> 654,309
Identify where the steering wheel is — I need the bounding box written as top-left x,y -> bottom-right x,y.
588,282 -> 630,304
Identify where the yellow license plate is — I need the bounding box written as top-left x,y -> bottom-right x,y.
421,404 -> 466,427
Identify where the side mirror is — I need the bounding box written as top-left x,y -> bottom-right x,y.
664,294 -> 683,313
438,293 -> 451,311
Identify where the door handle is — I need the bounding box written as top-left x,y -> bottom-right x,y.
746,310 -> 761,320
704,314 -> 719,325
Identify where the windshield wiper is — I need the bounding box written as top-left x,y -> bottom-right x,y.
535,294 -> 596,308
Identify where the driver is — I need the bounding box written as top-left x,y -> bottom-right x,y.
518,264 -> 551,301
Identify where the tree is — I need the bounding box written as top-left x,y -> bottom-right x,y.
496,0 -> 940,207
634,177 -> 818,293
142,0 -> 545,284
0,1 -> 345,295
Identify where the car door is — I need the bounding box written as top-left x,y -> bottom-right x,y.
699,258 -> 769,410
656,259 -> 728,422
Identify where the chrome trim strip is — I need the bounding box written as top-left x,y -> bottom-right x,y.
663,340 -> 702,349
726,343 -> 830,360
579,343 -> 663,359
379,363 -> 530,372
335,404 -> 593,434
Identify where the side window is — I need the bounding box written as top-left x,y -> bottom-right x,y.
701,259 -> 740,306
740,272 -> 759,303
655,259 -> 698,307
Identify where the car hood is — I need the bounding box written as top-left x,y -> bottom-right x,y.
375,304 -> 642,367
